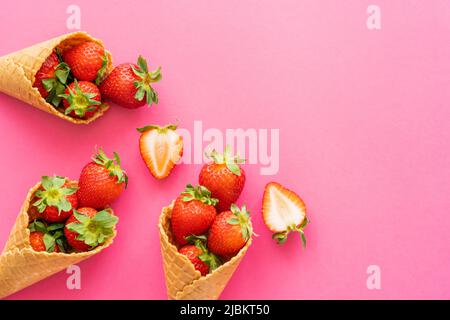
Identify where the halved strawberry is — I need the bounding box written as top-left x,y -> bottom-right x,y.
137,124 -> 183,179
262,182 -> 309,247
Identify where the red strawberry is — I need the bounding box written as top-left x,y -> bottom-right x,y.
179,235 -> 221,276
262,182 -> 309,246
64,207 -> 118,252
171,185 -> 218,245
100,56 -> 161,109
207,204 -> 252,257
33,51 -> 71,106
199,146 -> 246,212
62,41 -> 110,84
32,176 -> 78,223
77,149 -> 127,209
29,232 -> 60,252
28,220 -> 67,253
137,124 -> 183,179
61,80 -> 102,119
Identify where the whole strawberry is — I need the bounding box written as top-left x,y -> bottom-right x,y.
179,235 -> 221,276
77,149 -> 127,209
60,80 -> 102,119
64,207 -> 118,252
29,232 -> 60,253
28,220 -> 67,253
199,146 -> 246,212
171,184 -> 218,245
33,51 -> 71,106
100,55 -> 161,109
32,176 -> 78,223
208,204 -> 253,257
62,41 -> 110,84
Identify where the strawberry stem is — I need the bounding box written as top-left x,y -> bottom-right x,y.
272,217 -> 309,248
205,145 -> 245,176
227,204 -> 253,241
181,184 -> 218,206
92,148 -> 128,187
33,176 -> 77,214
66,209 -> 118,248
59,79 -> 101,118
131,55 -> 162,107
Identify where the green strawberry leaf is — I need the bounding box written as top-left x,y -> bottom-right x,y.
92,148 -> 128,186
130,55 -> 161,107
181,184 -> 218,206
95,50 -> 110,85
33,176 -> 77,214
46,223 -> 65,232
228,204 -> 253,241
28,220 -> 47,233
205,145 -> 245,176
43,233 -> 56,253
67,209 -> 118,248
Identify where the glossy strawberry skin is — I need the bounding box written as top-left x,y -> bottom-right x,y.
62,81 -> 101,119
33,52 -> 59,98
199,163 -> 246,212
100,63 -> 145,109
179,245 -> 209,276
38,187 -> 78,223
77,162 -> 125,209
64,207 -> 97,252
63,42 -> 105,82
171,196 -> 217,246
29,231 -> 60,252
207,211 -> 247,257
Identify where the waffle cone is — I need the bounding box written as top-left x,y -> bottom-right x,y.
159,202 -> 252,300
0,31 -> 112,124
0,181 -> 116,299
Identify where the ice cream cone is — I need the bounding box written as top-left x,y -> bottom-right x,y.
159,202 -> 252,300
0,180 -> 116,299
0,31 -> 112,124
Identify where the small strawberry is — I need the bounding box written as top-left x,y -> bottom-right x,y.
262,182 -> 309,247
60,80 -> 102,119
77,149 -> 127,209
29,232 -> 59,253
137,124 -> 183,179
207,204 -> 253,257
64,207 -> 118,252
28,220 -> 67,253
171,184 -> 218,245
100,55 -> 161,109
32,176 -> 78,223
62,41 -> 110,84
199,146 -> 246,212
179,235 -> 221,276
33,51 -> 71,106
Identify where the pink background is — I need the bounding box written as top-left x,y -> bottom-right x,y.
1,0 -> 449,299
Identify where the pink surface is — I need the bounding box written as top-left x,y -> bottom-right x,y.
0,0 -> 449,299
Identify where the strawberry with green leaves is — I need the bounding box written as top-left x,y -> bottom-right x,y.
100,55 -> 161,109
64,207 -> 118,252
171,184 -> 218,245
179,235 -> 222,276
77,149 -> 128,209
60,80 -> 102,119
33,51 -> 71,107
199,146 -> 246,212
62,41 -> 110,84
28,220 -> 68,253
207,204 -> 253,257
32,176 -> 78,223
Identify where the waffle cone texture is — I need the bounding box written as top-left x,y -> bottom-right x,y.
159,202 -> 252,300
0,31 -> 112,124
0,181 -> 116,299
